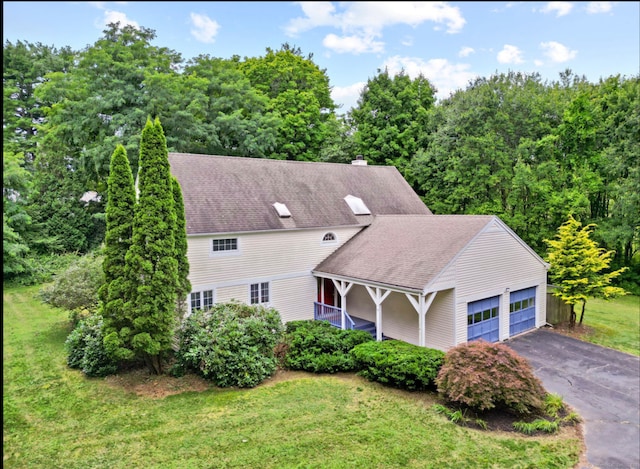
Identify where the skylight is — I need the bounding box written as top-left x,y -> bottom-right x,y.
344,194 -> 370,215
273,202 -> 291,218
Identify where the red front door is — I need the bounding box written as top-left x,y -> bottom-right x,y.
323,278 -> 335,306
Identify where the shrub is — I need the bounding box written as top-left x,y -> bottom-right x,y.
350,340 -> 445,391
64,314 -> 118,377
282,320 -> 374,373
39,253 -> 105,311
174,302 -> 284,388
436,340 -> 546,415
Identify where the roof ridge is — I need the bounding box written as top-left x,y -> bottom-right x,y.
168,152 -> 393,169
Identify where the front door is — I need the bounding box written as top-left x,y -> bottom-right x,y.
323,278 -> 335,306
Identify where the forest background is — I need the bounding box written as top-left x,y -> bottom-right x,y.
3,23 -> 639,293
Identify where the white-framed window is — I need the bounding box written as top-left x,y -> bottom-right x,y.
212,238 -> 237,252
190,289 -> 214,312
321,232 -> 338,245
250,282 -> 270,305
210,237 -> 240,257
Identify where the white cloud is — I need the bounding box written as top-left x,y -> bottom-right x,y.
497,44 -> 524,64
287,2 -> 466,55
540,2 -> 574,17
401,36 -> 414,47
458,46 -> 475,58
323,34 -> 384,54
190,13 -> 220,44
381,55 -> 477,100
288,2 -> 465,34
101,10 -> 139,29
586,2 -> 614,14
331,82 -> 367,113
540,41 -> 577,62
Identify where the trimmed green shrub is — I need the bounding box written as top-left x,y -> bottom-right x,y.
64,314 -> 118,377
350,340 -> 445,391
282,320 -> 374,373
39,253 -> 105,311
436,340 -> 546,415
174,302 -> 284,388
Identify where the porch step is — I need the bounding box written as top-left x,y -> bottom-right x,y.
351,316 -> 378,338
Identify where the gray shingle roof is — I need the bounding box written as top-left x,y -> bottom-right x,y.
168,153 -> 431,235
314,214 -> 496,291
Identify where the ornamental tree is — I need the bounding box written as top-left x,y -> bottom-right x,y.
172,175 -> 191,317
99,144 -> 135,341
103,117 -> 178,374
545,215 -> 628,326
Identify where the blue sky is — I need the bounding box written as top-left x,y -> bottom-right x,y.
3,1 -> 639,113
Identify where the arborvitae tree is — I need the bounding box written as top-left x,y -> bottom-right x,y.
172,175 -> 191,317
545,215 -> 628,326
103,117 -> 178,374
99,144 -> 135,336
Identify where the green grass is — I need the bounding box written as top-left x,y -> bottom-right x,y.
3,285 -> 582,469
576,295 -> 640,356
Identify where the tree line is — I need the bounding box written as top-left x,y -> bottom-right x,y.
3,22 -> 639,293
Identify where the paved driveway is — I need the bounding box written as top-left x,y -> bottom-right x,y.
507,329 -> 640,469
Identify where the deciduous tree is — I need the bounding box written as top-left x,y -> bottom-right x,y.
545,215 -> 628,326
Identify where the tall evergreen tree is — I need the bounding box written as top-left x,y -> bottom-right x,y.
103,118 -> 178,374
99,144 -> 135,337
172,175 -> 191,316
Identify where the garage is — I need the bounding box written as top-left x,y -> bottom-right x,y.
509,287 -> 536,336
467,295 -> 500,342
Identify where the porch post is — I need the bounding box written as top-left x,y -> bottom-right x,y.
365,286 -> 391,341
406,292 -> 436,347
332,279 -> 353,329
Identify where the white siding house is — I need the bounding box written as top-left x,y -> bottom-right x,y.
169,153 -> 549,351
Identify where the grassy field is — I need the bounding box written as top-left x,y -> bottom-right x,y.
562,295 -> 640,356
2,285 -> 591,469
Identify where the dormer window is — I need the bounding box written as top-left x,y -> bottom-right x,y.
344,194 -> 370,215
273,202 -> 291,218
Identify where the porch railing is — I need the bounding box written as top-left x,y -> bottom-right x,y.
314,302 -> 355,330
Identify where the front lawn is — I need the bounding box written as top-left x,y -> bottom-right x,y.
4,285 -> 582,468
551,295 -> 639,356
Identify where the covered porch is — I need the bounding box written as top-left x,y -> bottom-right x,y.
313,276 -> 437,345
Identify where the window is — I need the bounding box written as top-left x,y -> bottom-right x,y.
190,292 -> 201,311
212,238 -> 238,252
344,194 -> 371,215
273,202 -> 291,218
322,232 -> 337,244
202,290 -> 214,310
250,282 -> 270,304
467,296 -> 500,325
190,289 -> 214,312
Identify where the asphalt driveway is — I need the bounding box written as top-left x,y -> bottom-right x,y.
506,329 -> 640,469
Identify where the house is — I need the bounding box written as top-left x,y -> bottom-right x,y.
168,152 -> 549,351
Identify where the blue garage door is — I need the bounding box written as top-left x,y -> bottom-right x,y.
468,296 -> 500,342
509,287 -> 536,336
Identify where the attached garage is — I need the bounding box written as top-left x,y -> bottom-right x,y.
467,296 -> 500,342
509,287 -> 537,336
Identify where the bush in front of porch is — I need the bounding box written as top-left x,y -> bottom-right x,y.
350,340 -> 445,391
279,320 -> 373,373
